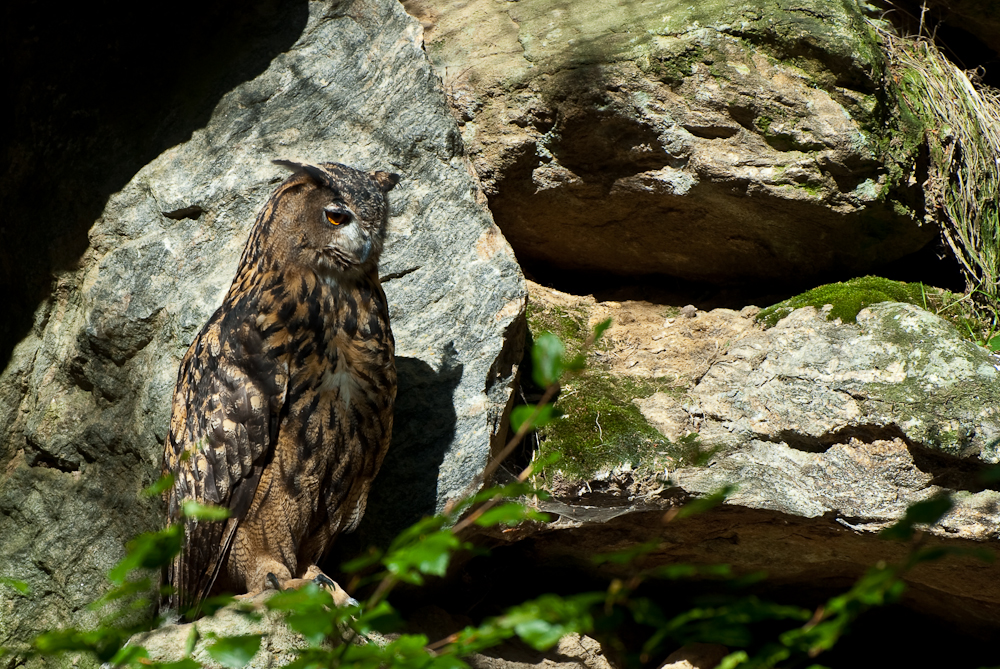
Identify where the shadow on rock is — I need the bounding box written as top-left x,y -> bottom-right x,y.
0,0 -> 309,370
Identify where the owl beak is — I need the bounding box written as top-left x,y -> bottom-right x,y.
358,240 -> 373,263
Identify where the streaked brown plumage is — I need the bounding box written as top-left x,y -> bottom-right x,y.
162,160 -> 399,616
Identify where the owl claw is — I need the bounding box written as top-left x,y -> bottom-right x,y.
313,572 -> 336,589
313,573 -> 360,607
266,572 -> 283,592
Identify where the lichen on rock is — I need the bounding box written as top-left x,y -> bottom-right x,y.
407,0 -> 934,284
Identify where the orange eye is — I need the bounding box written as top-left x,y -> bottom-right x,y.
325,211 -> 349,226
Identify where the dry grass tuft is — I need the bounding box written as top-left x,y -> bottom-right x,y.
874,22 -> 1000,344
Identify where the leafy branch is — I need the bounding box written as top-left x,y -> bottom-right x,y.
7,319 -> 993,669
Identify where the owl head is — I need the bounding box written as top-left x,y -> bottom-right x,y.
265,160 -> 400,279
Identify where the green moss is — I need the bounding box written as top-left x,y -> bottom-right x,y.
526,301 -> 590,354
663,305 -> 681,319
758,277 -> 998,347
798,182 -> 824,197
526,297 -> 707,480
756,276 -> 929,328
536,371 -> 701,480
644,43 -> 707,86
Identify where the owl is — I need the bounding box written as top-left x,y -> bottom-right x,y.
162,160 -> 400,617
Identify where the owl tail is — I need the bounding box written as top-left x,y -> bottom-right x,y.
162,516 -> 237,620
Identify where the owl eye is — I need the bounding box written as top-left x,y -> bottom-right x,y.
325,211 -> 349,226
323,203 -> 352,226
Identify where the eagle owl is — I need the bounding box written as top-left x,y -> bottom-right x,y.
162,160 -> 399,616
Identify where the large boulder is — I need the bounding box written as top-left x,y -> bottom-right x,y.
518,283 -> 1000,632
0,0 -> 524,654
403,0 -> 934,283
680,302 -> 1000,520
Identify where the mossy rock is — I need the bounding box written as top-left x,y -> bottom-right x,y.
526,298 -> 702,480
756,276 -> 1000,349
538,372 -> 701,480
756,276 -> 935,328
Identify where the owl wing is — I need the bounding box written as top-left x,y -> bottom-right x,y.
163,312 -> 287,615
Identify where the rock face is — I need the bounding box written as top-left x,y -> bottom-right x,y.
688,302 -> 1000,461
403,0 -> 934,283
679,302 -> 1000,532
518,284 -> 1000,632
0,0 -> 524,652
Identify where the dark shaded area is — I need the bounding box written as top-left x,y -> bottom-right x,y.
879,0 -> 1000,87
384,513 -> 999,669
325,350 -> 462,571
0,0 -> 310,371
523,240 -> 966,313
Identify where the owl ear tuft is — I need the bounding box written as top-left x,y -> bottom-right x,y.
371,171 -> 401,193
273,159 -> 331,187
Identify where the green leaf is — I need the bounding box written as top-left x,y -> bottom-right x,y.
387,515 -> 449,554
33,627 -> 128,663
563,353 -> 587,373
988,334 -> 1000,351
531,450 -> 562,470
207,635 -> 261,668
283,649 -> 339,669
716,651 -> 749,669
286,612 -> 336,647
674,485 -> 734,519
199,594 -> 238,617
184,625 -> 199,657
628,597 -> 667,627
497,592 -> 603,651
352,600 -> 403,635
181,500 -> 232,521
384,530 -> 463,584
474,502 -> 551,527
107,524 -> 184,584
0,577 -> 29,595
88,577 -> 152,611
592,318 -> 612,343
341,546 -> 385,574
510,404 -> 559,432
147,660 -> 202,669
880,494 -> 953,541
466,482 -> 543,507
592,541 -> 660,565
143,473 -> 175,497
646,563 -> 735,581
108,644 -> 149,667
266,582 -> 334,612
532,332 -> 565,388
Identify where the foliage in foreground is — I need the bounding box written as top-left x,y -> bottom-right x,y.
1,321 -> 994,669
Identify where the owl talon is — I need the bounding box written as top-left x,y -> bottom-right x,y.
313,573 -> 336,589
266,572 -> 283,592
312,573 -> 360,607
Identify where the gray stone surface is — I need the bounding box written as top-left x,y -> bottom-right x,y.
674,303 -> 1000,533
403,0 -> 933,283
688,303 -> 1000,463
0,0 -> 524,654
510,301 -> 1000,632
